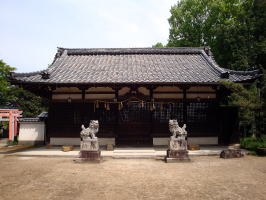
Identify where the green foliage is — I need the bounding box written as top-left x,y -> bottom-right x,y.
7,140 -> 18,146
240,137 -> 260,150
152,42 -> 166,48
252,0 -> 266,69
221,80 -> 261,122
260,69 -> 266,133
7,86 -> 48,117
0,60 -> 48,117
168,0 -> 211,47
240,135 -> 266,151
168,0 -> 265,71
0,60 -> 15,106
167,0 -> 266,134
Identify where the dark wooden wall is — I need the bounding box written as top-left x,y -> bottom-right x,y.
47,100 -> 220,144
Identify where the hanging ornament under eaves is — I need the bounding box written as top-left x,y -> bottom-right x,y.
106,103 -> 110,111
160,103 -> 163,110
95,100 -> 99,108
118,102 -> 123,110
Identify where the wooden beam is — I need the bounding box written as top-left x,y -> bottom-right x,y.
52,91 -> 115,94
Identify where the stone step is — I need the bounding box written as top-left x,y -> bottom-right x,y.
114,148 -> 155,153
112,148 -> 158,158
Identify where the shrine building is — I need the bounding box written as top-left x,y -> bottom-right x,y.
10,47 -> 260,146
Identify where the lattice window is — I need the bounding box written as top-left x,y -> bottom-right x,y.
119,103 -> 150,122
94,103 -> 116,124
187,102 -> 209,122
73,111 -> 81,125
153,103 -> 183,122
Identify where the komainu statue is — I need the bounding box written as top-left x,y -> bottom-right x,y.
169,120 -> 182,140
76,120 -> 101,162
166,119 -> 190,162
169,120 -> 187,148
80,120 -> 99,140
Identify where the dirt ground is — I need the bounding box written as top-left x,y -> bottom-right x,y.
0,155 -> 266,200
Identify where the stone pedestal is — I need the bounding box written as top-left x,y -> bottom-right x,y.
165,139 -> 190,163
80,139 -> 99,151
165,150 -> 190,162
75,139 -> 102,163
79,150 -> 101,162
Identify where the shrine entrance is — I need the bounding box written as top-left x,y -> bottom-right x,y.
116,102 -> 152,146
0,109 -> 23,141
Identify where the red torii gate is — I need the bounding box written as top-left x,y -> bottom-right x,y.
0,109 -> 23,141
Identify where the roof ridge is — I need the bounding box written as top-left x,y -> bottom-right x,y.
199,50 -> 226,74
59,47 -> 206,50
61,47 -> 207,56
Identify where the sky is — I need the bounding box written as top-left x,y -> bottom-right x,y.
0,0 -> 176,72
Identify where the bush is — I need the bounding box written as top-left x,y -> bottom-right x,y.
7,140 -> 18,146
240,135 -> 266,151
258,135 -> 266,148
240,137 -> 260,151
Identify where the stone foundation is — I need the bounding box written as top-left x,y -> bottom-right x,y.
78,150 -> 101,162
50,137 -> 115,146
153,137 -> 218,146
165,149 -> 190,162
75,139 -> 102,163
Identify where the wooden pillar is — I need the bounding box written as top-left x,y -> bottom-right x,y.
81,89 -> 86,124
46,87 -> 54,144
183,87 -> 188,124
149,87 -> 154,137
114,88 -> 119,137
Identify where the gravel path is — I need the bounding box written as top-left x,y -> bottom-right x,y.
0,155 -> 265,200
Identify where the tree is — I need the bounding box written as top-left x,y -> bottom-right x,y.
221,81 -> 261,136
152,42 -> 165,48
168,0 -> 259,71
168,0 -> 266,134
168,0 -> 211,47
7,86 -> 48,117
0,60 -> 15,106
252,0 -> 266,69
0,60 -> 47,117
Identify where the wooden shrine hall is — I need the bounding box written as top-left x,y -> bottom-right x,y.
10,47 -> 260,146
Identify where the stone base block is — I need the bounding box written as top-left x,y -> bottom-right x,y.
74,158 -> 102,163
165,149 -> 190,162
165,157 -> 191,163
220,149 -> 244,159
78,150 -> 101,162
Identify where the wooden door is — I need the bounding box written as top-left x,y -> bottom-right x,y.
116,103 -> 152,145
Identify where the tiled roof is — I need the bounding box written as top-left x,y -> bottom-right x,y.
19,112 -> 48,122
19,118 -> 40,122
38,112 -> 48,119
11,47 -> 260,85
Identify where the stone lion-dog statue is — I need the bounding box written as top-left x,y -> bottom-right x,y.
80,120 -> 99,140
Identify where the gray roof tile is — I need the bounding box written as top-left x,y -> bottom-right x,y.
11,47 -> 260,85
